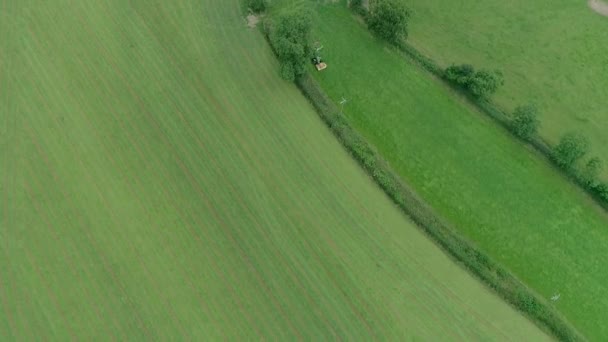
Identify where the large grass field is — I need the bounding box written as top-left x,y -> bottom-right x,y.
0,0 -> 549,339
306,2 -> 608,339
405,0 -> 608,178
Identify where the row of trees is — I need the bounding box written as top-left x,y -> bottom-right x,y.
509,103 -> 608,202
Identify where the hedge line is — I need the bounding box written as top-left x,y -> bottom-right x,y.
261,4 -> 584,339
398,40 -> 608,212
296,74 -> 583,341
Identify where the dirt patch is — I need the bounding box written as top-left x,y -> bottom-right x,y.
246,14 -> 260,28
589,0 -> 608,16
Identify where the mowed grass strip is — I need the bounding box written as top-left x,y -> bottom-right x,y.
405,0 -> 608,179
308,2 -> 608,339
2,0 -> 546,339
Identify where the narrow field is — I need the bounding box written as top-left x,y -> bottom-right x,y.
405,0 -> 608,178
0,0 -> 547,339
307,3 -> 608,338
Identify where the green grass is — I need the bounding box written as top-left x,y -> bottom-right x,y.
306,2 -> 608,339
0,0 -> 548,339
405,0 -> 608,178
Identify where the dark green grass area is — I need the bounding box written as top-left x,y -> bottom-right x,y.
307,3 -> 608,339
0,0 -> 547,339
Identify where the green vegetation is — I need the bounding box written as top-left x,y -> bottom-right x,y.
553,133 -> 590,170
405,0 -> 608,181
366,0 -> 411,43
305,2 -> 608,339
444,64 -> 504,99
296,74 -> 578,341
511,104 -> 540,141
267,8 -> 313,80
247,0 -> 267,13
0,0 -> 547,339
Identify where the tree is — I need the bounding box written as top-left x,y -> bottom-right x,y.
582,157 -> 603,186
511,104 -> 540,140
268,10 -> 313,81
468,69 -> 503,98
592,182 -> 608,202
247,0 -> 266,13
444,64 -> 503,98
552,132 -> 590,169
350,0 -> 367,16
367,0 -> 411,43
445,64 -> 475,86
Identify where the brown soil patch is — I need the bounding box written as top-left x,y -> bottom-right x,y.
246,14 -> 260,28
589,0 -> 608,16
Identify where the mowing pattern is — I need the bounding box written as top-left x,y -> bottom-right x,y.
309,3 -> 608,339
1,0 -> 546,339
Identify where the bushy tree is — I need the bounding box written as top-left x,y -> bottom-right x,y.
552,132 -> 590,169
445,64 -> 475,86
268,10 -> 313,81
367,0 -> 411,43
468,69 -> 503,98
511,104 -> 540,140
582,157 -> 603,186
349,0 -> 367,16
247,0 -> 266,13
592,182 -> 608,202
444,64 -> 503,98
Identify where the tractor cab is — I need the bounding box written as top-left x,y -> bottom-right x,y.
311,55 -> 327,71
311,42 -> 327,71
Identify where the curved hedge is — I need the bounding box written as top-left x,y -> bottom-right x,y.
260,3 -> 584,339
295,74 -> 584,341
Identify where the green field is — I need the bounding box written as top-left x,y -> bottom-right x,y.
0,0 -> 549,339
306,2 -> 608,338
405,0 -> 608,178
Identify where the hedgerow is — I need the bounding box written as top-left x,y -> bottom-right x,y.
348,3 -> 608,212
260,1 -> 587,339
295,74 -> 583,341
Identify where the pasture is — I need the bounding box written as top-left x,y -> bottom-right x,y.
406,0 -> 608,178
307,2 -> 608,339
0,0 -> 547,339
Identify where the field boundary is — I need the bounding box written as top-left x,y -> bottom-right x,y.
258,4 -> 584,340
293,73 -> 583,342
395,41 -> 608,208
347,2 -> 608,212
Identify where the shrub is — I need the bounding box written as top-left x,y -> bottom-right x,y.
444,64 -> 503,98
511,104 -> 540,140
350,0 -> 368,16
268,10 -> 313,81
468,69 -> 504,98
367,0 -> 411,43
552,132 -> 590,169
445,64 -> 475,86
582,157 -> 603,186
247,0 -> 266,13
592,182 -> 608,202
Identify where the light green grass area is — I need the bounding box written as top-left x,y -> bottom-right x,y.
0,0 -> 547,339
405,0 -> 608,177
306,2 -> 608,339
